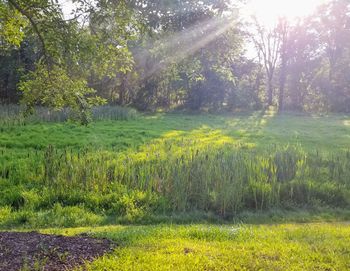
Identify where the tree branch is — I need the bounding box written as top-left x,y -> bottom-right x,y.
8,0 -> 50,67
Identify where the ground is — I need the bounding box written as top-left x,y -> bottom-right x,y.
1,111 -> 349,154
0,232 -> 113,271
1,111 -> 350,269
37,222 -> 350,270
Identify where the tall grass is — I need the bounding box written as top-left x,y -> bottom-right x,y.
0,104 -> 138,125
92,105 -> 139,121
1,110 -> 349,226
1,139 -> 349,220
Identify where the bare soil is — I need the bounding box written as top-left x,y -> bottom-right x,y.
0,231 -> 115,271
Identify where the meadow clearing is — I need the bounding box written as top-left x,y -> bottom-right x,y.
2,0 -> 350,269
0,107 -> 349,270
1,107 -> 350,226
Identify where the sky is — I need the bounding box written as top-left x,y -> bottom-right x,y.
60,0 -> 329,26
239,0 -> 329,58
59,0 -> 76,19
241,0 -> 328,27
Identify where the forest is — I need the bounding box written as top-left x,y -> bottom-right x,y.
0,0 -> 349,116
0,0 -> 350,270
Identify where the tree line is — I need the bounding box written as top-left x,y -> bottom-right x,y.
0,0 -> 349,118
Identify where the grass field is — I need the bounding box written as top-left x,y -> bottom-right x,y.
0,109 -> 349,227
1,108 -> 350,269
1,110 -> 349,152
37,222 -> 350,270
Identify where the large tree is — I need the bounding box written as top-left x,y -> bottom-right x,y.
0,0 -> 135,122
250,18 -> 281,106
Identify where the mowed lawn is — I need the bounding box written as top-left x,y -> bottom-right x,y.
39,222 -> 350,271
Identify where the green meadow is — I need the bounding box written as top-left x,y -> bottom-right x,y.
1,110 -> 349,152
1,109 -> 349,227
1,109 -> 350,269
2,1 -> 350,269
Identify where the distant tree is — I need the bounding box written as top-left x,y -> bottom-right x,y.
316,0 -> 350,112
1,0 -> 349,114
282,0 -> 350,112
276,18 -> 289,112
250,18 -> 281,106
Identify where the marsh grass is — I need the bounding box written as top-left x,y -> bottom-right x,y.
0,104 -> 138,125
1,139 -> 349,227
0,111 -> 349,227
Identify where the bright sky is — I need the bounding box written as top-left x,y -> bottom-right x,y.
59,0 -> 76,19
61,0 -> 329,26
242,0 -> 329,26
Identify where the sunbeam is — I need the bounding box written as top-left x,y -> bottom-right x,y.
134,16 -> 236,79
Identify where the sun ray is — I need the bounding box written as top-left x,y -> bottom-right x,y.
135,16 -> 236,79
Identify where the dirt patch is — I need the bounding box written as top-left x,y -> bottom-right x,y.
0,231 -> 115,271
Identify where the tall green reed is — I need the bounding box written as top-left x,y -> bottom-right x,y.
0,104 -> 138,125
2,140 -> 349,217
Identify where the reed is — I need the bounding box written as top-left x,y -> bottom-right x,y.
1,139 -> 349,218
0,104 -> 138,125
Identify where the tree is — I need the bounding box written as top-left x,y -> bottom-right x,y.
2,0 -> 349,114
250,18 -> 281,106
129,0 -> 242,111
276,18 -> 289,111
282,0 -> 350,112
0,0 -> 136,122
315,0 -> 350,112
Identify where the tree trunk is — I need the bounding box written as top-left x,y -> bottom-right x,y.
119,74 -> 127,105
267,75 -> 273,106
278,61 -> 287,112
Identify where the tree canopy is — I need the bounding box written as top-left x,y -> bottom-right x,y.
0,0 -> 349,120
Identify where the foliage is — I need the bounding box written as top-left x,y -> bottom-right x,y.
19,63 -> 106,124
276,0 -> 350,112
0,0 -> 136,122
1,0 -> 348,114
4,141 -> 349,217
0,1 -> 26,50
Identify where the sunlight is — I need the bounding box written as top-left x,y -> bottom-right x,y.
242,0 -> 328,26
2,0 -> 350,269
135,16 -> 236,79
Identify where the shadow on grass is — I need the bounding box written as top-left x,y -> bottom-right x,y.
33,208 -> 350,247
